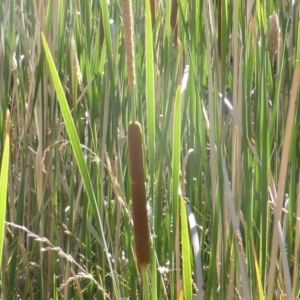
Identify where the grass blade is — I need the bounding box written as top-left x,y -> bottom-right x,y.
180,196 -> 193,300
145,0 -> 155,181
0,111 -> 10,270
172,85 -> 181,296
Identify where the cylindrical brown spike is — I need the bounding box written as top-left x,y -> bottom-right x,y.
128,121 -> 150,266
267,12 -> 280,62
170,0 -> 178,29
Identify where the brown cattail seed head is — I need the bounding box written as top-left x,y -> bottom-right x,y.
121,0 -> 136,91
170,0 -> 178,29
128,121 -> 150,266
267,12 -> 280,61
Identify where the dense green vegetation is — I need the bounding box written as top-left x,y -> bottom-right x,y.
0,0 -> 299,299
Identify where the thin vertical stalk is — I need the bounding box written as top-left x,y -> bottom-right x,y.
267,62 -> 299,300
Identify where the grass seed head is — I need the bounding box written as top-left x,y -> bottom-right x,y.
128,121 -> 150,267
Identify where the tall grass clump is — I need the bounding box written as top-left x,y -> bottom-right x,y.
1,0 -> 300,299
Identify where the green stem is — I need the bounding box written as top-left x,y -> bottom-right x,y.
141,266 -> 149,300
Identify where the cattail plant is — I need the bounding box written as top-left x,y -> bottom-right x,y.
120,0 -> 136,91
128,121 -> 150,267
170,0 -> 178,29
267,12 -> 280,62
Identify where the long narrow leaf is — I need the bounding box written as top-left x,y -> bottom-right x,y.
0,111 -> 10,270
172,85 -> 181,296
145,0 -> 155,182
180,196 -> 193,300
